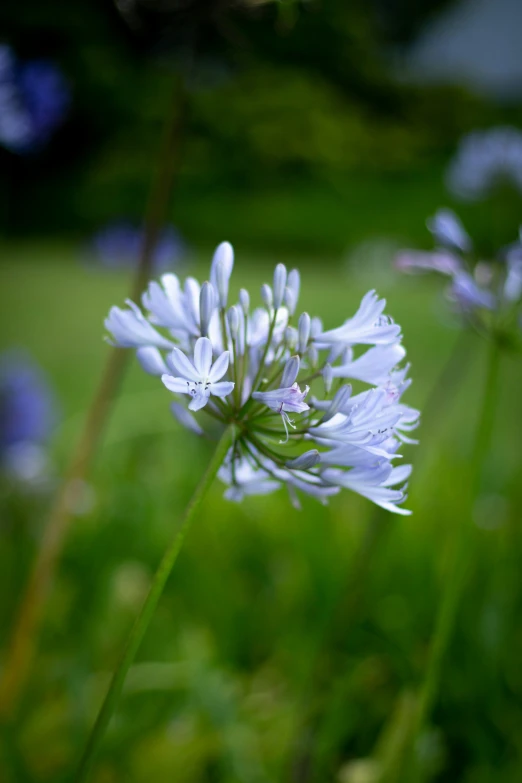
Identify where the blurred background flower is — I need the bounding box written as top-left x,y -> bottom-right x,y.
446,126 -> 522,201
0,350 -> 59,484
86,221 -> 187,271
0,43 -> 69,154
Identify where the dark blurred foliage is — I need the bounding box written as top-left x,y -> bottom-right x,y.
1,0 -> 521,244
373,0 -> 455,43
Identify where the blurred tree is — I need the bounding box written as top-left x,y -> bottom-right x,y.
0,0 -> 519,240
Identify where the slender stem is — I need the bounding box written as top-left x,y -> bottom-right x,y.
75,426 -> 233,783
287,332 -> 481,783
398,338 -> 502,781
419,339 -> 500,717
0,81 -> 187,720
248,308 -> 279,397
289,510 -> 391,783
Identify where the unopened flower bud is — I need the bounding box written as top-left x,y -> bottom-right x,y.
287,269 -> 300,310
284,286 -> 297,315
323,363 -> 333,393
170,402 -> 204,435
286,449 -> 320,470
307,344 -> 318,368
227,305 -> 240,338
239,288 -> 250,315
261,283 -> 273,310
199,281 -> 215,337
298,312 -> 311,353
281,355 -> 300,388
310,316 -> 323,339
322,384 -> 352,422
273,263 -> 287,309
285,326 -> 298,349
211,242 -> 234,308
136,346 -> 168,376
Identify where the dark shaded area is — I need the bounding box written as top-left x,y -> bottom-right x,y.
1,0 -> 520,249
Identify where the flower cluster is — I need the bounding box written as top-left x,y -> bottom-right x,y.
87,222 -> 186,272
0,44 -> 69,154
446,127 -> 522,201
396,209 -> 522,331
105,243 -> 419,513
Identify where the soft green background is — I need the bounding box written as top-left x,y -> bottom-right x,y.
2,0 -> 522,779
1,232 -> 522,781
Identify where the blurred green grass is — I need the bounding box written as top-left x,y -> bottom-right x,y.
1,243 -> 522,782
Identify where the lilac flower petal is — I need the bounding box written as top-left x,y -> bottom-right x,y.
208,351 -> 230,383
209,381 -> 235,398
194,337 -> 213,377
188,391 -> 211,412
170,402 -> 204,435
426,209 -> 471,253
161,375 -> 190,394
168,347 -> 200,382
395,250 -> 462,277
136,347 -> 168,376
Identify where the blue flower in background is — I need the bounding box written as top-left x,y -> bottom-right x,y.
0,351 -> 59,483
446,127 -> 522,201
87,222 -> 187,272
396,209 -> 522,328
0,44 -> 69,153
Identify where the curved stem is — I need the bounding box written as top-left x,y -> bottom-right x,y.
418,339 -> 500,720
0,80 -> 187,719
75,426 -> 233,783
240,308 -> 280,418
389,338 -> 502,783
287,331 -> 480,783
288,511 -> 391,783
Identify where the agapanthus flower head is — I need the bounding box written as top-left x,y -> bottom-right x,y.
396,209 -> 522,331
0,350 -> 59,482
87,222 -> 186,272
446,127 -> 522,201
0,44 -> 69,153
105,242 -> 418,513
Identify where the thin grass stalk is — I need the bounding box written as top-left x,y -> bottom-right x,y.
288,511 -> 390,783
287,332 -> 474,783
75,425 -> 233,782
416,337 -> 500,729
378,337 -> 501,783
0,80 -> 187,719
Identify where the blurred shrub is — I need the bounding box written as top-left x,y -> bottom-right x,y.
1,0 -> 521,246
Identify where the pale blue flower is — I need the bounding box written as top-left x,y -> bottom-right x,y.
136,346 -> 169,376
210,242 -> 234,308
88,222 -> 186,272
503,232 -> 522,303
161,337 -> 234,411
0,350 -> 59,483
105,243 -> 417,513
218,456 -> 280,502
450,273 -> 496,311
396,210 -> 522,326
322,463 -> 412,515
426,209 -> 471,253
105,300 -> 174,349
170,402 -> 204,436
329,344 -> 407,386
446,127 -> 522,201
395,249 -> 462,277
253,382 -> 310,442
315,291 -> 402,347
